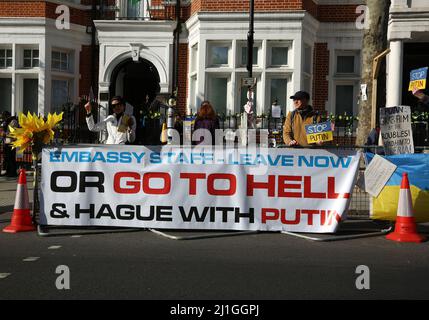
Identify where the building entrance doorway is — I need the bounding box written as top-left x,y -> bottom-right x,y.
110,58 -> 161,144
402,42 -> 429,146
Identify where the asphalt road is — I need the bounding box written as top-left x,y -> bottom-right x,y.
0,213 -> 428,300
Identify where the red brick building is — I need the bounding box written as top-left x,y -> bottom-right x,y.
0,0 -> 365,127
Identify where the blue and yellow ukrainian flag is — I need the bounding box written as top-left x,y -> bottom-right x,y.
366,153 -> 429,222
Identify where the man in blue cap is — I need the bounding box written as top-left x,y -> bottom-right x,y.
283,91 -> 321,147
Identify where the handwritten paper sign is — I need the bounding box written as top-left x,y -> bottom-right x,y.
359,154 -> 397,197
380,106 -> 414,155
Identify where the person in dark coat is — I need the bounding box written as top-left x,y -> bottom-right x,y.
413,89 -> 429,110
1,111 -> 18,178
193,101 -> 220,145
411,89 -> 429,147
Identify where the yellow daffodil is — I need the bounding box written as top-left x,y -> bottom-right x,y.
7,112 -> 63,154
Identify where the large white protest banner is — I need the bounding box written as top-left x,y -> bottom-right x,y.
380,106 -> 414,155
40,146 -> 360,233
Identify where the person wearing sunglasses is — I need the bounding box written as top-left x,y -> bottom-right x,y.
85,96 -> 136,144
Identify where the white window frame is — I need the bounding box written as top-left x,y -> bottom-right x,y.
205,73 -> 231,116
266,75 -> 292,116
267,41 -> 292,68
332,80 -> 359,137
189,74 -> 197,114
335,50 -> 360,76
122,0 -> 150,19
0,47 -> 13,69
236,41 -> 261,68
197,38 -> 295,116
206,41 -> 232,68
20,76 -> 39,115
302,44 -> 313,94
303,44 -> 313,75
23,49 -> 39,69
52,49 -> 72,73
333,80 -> 359,117
190,43 -> 198,74
0,76 -> 13,114
51,78 -> 73,113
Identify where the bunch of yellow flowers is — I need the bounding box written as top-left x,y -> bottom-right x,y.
8,112 -> 63,157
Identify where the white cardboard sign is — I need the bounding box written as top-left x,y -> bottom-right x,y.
360,154 -> 397,197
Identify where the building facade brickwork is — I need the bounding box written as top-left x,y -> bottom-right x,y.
0,0 -> 380,145
312,43 -> 329,112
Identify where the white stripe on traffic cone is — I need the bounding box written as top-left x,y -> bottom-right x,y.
386,172 -> 426,243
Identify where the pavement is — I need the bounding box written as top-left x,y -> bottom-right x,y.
0,176 -> 429,300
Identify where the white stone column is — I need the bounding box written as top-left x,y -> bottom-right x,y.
143,0 -> 150,20
292,38 -> 302,94
386,40 -> 403,107
39,39 -> 47,115
115,0 -> 122,19
197,38 -> 206,110
98,82 -> 110,143
11,44 -> 16,115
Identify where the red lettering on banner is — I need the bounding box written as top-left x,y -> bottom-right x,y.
247,175 -> 276,197
320,210 -> 342,225
180,173 -> 206,195
247,175 -> 349,199
207,174 -> 237,196
280,209 -> 300,225
262,208 -> 301,225
278,176 -> 302,198
114,172 -> 171,194
142,172 -> 171,195
261,208 -> 279,223
114,172 -> 140,194
303,176 -> 326,199
114,172 -> 349,199
301,209 -> 319,225
261,208 -> 341,226
327,177 -> 350,199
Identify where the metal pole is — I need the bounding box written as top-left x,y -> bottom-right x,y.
245,0 -> 255,131
173,0 -> 181,92
91,1 -> 97,92
247,0 -> 254,79
167,97 -> 176,145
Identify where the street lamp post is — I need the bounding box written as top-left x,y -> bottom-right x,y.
247,0 -> 254,80
245,0 -> 255,130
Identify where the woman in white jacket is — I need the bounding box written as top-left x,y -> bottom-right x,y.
85,96 -> 136,144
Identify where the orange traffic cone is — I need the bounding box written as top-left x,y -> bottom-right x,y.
3,169 -> 36,233
386,172 -> 426,243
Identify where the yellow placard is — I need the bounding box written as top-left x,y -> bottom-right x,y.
306,131 -> 333,144
409,79 -> 426,91
118,114 -> 130,133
